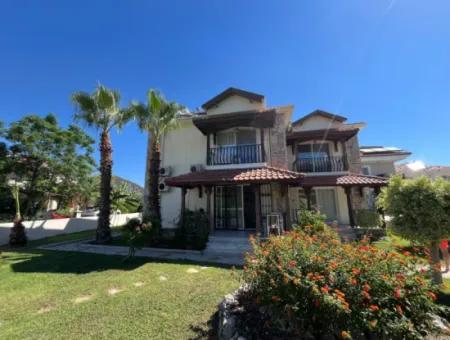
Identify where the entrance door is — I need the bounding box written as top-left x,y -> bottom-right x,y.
215,186 -> 244,230
316,189 -> 338,221
243,186 -> 256,229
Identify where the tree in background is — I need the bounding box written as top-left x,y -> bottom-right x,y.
130,90 -> 182,224
72,84 -> 133,244
0,114 -> 95,219
378,175 -> 450,284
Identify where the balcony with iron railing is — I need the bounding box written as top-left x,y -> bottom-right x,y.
207,144 -> 263,166
293,156 -> 348,173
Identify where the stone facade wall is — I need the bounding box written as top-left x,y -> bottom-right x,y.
345,135 -> 362,174
268,112 -> 289,169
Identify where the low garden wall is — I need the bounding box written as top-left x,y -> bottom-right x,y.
0,213 -> 141,245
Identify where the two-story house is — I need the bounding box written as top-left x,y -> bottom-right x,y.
158,88 -> 388,234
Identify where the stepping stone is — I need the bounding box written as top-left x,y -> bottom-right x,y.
74,295 -> 92,304
108,288 -> 122,296
186,268 -> 199,273
37,305 -> 54,314
133,282 -> 144,287
159,276 -> 168,281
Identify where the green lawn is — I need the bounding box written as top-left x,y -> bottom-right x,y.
0,243 -> 239,339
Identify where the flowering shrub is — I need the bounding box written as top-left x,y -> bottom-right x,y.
121,218 -> 152,260
243,226 -> 444,339
293,210 -> 327,234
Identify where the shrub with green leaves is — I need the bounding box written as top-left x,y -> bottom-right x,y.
355,209 -> 381,228
243,227 -> 443,339
293,210 -> 327,234
378,175 -> 450,284
175,209 -> 209,250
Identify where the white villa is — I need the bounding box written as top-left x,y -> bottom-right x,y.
147,88 -> 410,234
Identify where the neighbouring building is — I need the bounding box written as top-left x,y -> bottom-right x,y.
360,146 -> 411,177
396,164 -> 450,181
150,88 -> 394,234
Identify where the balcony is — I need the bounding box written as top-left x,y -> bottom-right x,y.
293,156 -> 348,173
208,144 -> 263,166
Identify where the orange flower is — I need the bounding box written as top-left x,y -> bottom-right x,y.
340,330 -> 351,339
427,291 -> 437,301
394,288 -> 402,299
361,291 -> 371,300
321,285 -> 330,294
352,268 -> 361,275
350,278 -> 358,286
396,304 -> 403,315
271,295 -> 281,302
369,304 -> 379,312
289,260 -> 297,268
363,283 -> 371,292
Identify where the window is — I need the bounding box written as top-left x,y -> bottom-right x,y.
297,143 -> 330,160
362,165 -> 371,175
216,129 -> 257,146
298,188 -> 317,210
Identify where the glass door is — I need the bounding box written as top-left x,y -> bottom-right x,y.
215,186 -> 244,230
316,189 -> 338,221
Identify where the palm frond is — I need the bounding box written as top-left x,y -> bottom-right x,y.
71,92 -> 99,128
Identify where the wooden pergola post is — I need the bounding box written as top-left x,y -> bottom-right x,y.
205,186 -> 213,232
181,187 -> 187,226
284,184 -> 291,231
344,186 -> 356,227
253,184 -> 262,235
304,186 -> 313,211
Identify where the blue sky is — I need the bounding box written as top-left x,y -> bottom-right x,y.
1,0 -> 449,186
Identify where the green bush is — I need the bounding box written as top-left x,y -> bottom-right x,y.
293,210 -> 327,234
355,209 -> 381,228
243,227 -> 443,339
175,209 -> 209,250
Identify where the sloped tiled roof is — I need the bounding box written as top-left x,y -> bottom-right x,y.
291,109 -> 347,126
302,173 -> 388,187
202,87 -> 265,110
165,166 -> 303,187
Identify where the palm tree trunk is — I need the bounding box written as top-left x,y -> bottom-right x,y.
430,240 -> 443,284
97,130 -> 112,244
144,136 -> 161,222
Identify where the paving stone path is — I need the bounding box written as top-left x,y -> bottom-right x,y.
39,239 -> 245,266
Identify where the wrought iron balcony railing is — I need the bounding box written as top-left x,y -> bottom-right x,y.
293,156 -> 348,173
208,144 -> 262,165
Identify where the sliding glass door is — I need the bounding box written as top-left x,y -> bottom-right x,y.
215,186 -> 244,230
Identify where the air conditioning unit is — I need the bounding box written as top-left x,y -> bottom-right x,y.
158,178 -> 170,192
190,164 -> 204,172
160,166 -> 172,177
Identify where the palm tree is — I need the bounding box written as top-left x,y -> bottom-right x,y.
71,84 -> 133,244
131,90 -> 183,222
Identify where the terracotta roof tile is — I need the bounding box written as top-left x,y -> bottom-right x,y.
165,166 -> 303,187
302,173 -> 388,187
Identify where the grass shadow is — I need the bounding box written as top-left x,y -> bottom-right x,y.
188,310 -> 219,340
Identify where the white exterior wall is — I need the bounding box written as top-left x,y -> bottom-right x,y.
0,213 -> 141,245
292,116 -> 341,132
160,118 -> 207,229
361,160 -> 396,177
206,95 -> 264,115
